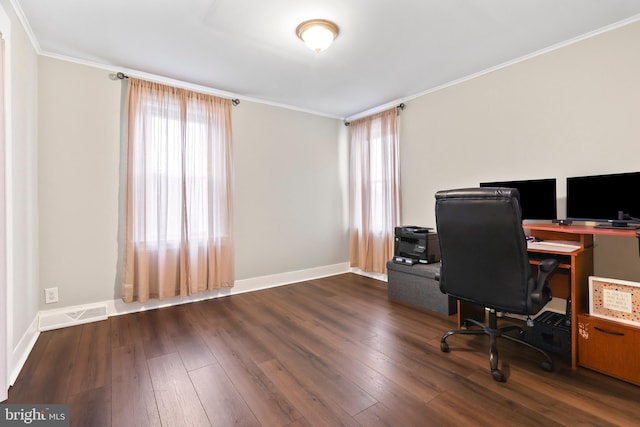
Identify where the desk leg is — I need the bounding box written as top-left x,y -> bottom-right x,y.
457,300 -> 486,328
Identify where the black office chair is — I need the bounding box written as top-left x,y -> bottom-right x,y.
434,187 -> 558,382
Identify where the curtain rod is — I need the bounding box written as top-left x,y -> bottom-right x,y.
108,72 -> 240,106
343,103 -> 405,126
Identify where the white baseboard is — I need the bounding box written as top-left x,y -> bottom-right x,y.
39,262 -> 351,323
231,262 -> 352,295
9,314 -> 39,386
350,267 -> 388,283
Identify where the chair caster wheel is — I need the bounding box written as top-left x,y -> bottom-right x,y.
540,361 -> 553,372
491,369 -> 505,382
440,341 -> 449,353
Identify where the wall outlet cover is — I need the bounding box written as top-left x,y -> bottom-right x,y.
45,287 -> 59,304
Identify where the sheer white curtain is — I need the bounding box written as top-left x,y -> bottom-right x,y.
123,78 -> 234,303
349,108 -> 401,273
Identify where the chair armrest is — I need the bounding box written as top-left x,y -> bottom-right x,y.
538,258 -> 558,273
531,258 -> 559,304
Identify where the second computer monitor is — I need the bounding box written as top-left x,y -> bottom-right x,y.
480,178 -> 557,220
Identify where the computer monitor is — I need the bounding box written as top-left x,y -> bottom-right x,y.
479,178 -> 557,220
566,171 -> 640,228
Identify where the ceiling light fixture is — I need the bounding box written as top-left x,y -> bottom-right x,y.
296,19 -> 339,53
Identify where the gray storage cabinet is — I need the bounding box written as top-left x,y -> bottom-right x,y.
386,261 -> 456,315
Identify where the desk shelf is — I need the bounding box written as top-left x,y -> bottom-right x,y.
528,255 -> 572,271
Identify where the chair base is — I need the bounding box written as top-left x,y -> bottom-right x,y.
440,313 -> 554,382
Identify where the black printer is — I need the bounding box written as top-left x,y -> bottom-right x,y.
393,226 -> 439,265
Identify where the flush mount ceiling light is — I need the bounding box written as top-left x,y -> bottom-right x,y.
296,19 -> 339,53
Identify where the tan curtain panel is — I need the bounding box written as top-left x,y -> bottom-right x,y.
123,78 -> 234,303
349,108 -> 401,274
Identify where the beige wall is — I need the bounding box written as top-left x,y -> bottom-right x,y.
0,0 -> 40,379
400,20 -> 640,281
38,58 -> 121,307
233,101 -> 348,279
37,57 -> 349,309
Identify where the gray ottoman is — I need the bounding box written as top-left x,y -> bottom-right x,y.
387,261 -> 456,315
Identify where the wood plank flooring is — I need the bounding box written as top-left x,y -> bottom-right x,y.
6,273 -> 640,426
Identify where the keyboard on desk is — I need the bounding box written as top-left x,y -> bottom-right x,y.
527,240 -> 581,252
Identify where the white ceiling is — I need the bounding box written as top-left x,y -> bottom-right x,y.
13,0 -> 640,119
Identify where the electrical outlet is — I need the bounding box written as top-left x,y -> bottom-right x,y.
45,287 -> 59,304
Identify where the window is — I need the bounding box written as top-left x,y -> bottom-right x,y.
368,119 -> 386,234
349,108 -> 401,273
123,79 -> 234,302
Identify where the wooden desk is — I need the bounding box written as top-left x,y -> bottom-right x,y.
457,223 -> 637,371
526,224 -> 640,385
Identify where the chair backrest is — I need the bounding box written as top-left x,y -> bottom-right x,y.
435,187 -> 544,315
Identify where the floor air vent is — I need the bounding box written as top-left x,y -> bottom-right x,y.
39,304 -> 108,331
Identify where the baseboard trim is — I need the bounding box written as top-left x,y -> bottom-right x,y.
9,314 -> 39,386
350,267 -> 388,283
231,262 -> 352,295
38,262 -> 351,324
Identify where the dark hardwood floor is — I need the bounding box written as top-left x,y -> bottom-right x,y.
6,273 -> 640,426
